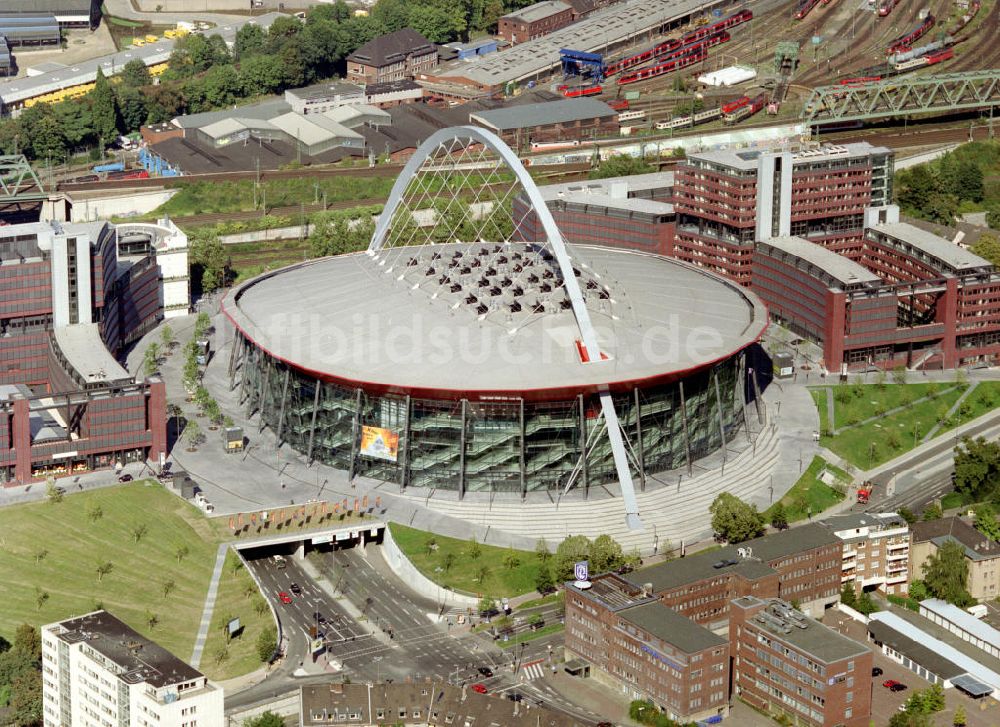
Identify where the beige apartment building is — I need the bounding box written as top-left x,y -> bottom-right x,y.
821,513 -> 911,595
911,516 -> 1000,601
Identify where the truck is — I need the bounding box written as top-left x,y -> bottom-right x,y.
857,482 -> 873,504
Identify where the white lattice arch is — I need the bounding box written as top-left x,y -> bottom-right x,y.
368,126 -> 642,530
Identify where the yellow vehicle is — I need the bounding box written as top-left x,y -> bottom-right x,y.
145,34 -> 158,42
131,37 -> 145,46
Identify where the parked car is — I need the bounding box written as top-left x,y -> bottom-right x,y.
278,591 -> 292,604
890,683 -> 908,692
506,693 -> 523,702
118,474 -> 133,482
872,667 -> 883,677
289,583 -> 302,595
883,680 -> 900,689
478,667 -> 493,678
471,684 -> 488,694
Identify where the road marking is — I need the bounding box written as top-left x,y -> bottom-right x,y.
520,660 -> 546,682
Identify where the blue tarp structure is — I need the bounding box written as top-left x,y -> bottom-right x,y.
559,48 -> 606,82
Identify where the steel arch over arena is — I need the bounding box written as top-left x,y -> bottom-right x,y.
221,127 -> 767,527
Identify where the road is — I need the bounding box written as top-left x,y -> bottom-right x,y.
230,544 -> 601,723
101,0 -> 249,25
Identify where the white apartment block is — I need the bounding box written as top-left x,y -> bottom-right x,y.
41,610 -> 223,727
821,512 -> 911,595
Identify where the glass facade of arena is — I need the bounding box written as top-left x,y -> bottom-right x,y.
232,334 -> 747,495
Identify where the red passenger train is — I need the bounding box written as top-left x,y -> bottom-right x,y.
617,48 -> 706,85
887,14 -> 935,54
105,170 -> 150,181
562,84 -> 603,98
605,9 -> 750,76
794,0 -> 821,20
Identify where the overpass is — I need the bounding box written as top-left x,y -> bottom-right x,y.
801,69 -> 1000,125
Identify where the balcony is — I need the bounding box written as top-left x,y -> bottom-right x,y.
887,552 -> 908,561
886,573 -> 908,585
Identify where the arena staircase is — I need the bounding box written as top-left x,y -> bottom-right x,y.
413,422 -> 783,552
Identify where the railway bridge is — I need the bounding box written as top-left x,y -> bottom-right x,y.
801,69 -> 1000,125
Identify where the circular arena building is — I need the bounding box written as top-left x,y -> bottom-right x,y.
222,127 -> 766,524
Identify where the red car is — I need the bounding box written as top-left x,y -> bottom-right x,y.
278,591 -> 292,604
883,679 -> 900,689
471,684 -> 488,694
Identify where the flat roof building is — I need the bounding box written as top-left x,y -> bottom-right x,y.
42,610 -> 224,727
919,598 -> 1000,661
868,607 -> 1000,699
0,15 -> 61,48
819,512 -> 911,595
564,574 -> 730,723
470,98 -> 618,148
1,0 -> 98,28
731,597 -> 873,727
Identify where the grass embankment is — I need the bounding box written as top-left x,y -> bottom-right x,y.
499,623 -> 565,649
0,483 -> 216,662
812,382 -> 970,469
389,523 -> 539,598
0,482 -> 298,680
765,456 -> 847,523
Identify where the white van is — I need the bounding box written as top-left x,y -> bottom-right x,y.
273,555 -> 287,569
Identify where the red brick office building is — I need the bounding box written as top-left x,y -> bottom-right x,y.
525,141 -> 1000,371
498,1 -> 575,44
731,597 -> 873,727
346,29 -> 438,85
0,220 -> 170,483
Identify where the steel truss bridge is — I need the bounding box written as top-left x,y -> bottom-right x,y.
0,155 -> 45,202
801,69 -> 1000,124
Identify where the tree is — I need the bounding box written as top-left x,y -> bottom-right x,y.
710,492 -> 764,543
87,502 -> 103,523
891,365 -> 908,385
161,324 -> 175,350
840,583 -> 858,609
922,540 -> 973,606
921,502 -> 942,521
589,154 -> 654,179
953,436 -> 1000,501
234,22 -> 266,59
908,579 -> 928,601
589,534 -> 625,573
534,565 -> 555,595
889,712 -> 933,727
95,560 -> 114,582
256,626 -> 277,662
466,538 -> 482,560
856,591 -> 879,615
33,548 -> 48,565
46,479 -> 63,504
8,667 -> 42,726
244,711 -> 285,727
442,552 -> 455,572
144,343 -> 160,377
175,544 -> 190,563
476,564 -> 490,585
131,523 -> 149,544
954,159 -> 984,203
145,610 -> 159,631
769,502 -> 788,530
972,232 -> 1000,267
898,507 -> 917,525
973,503 -> 1000,542
554,535 -> 591,581
897,165 -> 937,215
239,53 -> 286,96
35,587 -> 49,611
204,64 -> 241,107
185,419 -> 204,449
502,548 -> 521,570
953,704 -> 967,726
161,579 -> 175,598
121,58 -> 152,88
535,538 -> 551,562
90,68 -> 120,148
478,596 -> 496,617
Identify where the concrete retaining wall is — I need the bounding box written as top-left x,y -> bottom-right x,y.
381,525 -> 480,608
69,190 -> 177,222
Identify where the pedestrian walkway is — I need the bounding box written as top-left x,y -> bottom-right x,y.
519,659 -> 546,682
191,542 -> 229,668
922,382 -> 978,443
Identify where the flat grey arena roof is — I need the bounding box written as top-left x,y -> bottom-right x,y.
223,244 -> 766,396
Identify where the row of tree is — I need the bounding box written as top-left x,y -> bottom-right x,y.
0,625 -> 42,725
895,142 -> 995,225
0,0 -> 544,163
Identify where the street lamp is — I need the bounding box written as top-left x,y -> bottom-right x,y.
374,656 -> 383,683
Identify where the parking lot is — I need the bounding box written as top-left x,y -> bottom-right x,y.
823,610 -> 1000,727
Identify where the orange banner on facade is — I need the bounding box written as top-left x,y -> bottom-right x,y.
359,425 -> 399,462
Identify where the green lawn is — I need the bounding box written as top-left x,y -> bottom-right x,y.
816,382 -> 952,430
766,456 -> 847,523
498,623 -> 565,649
0,483 -> 218,666
200,550 -> 274,681
933,381 -> 1000,436
811,389 -> 829,432
389,523 -> 541,599
820,386 -> 968,469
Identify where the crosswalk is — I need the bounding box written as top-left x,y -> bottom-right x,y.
519,660 -> 546,682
